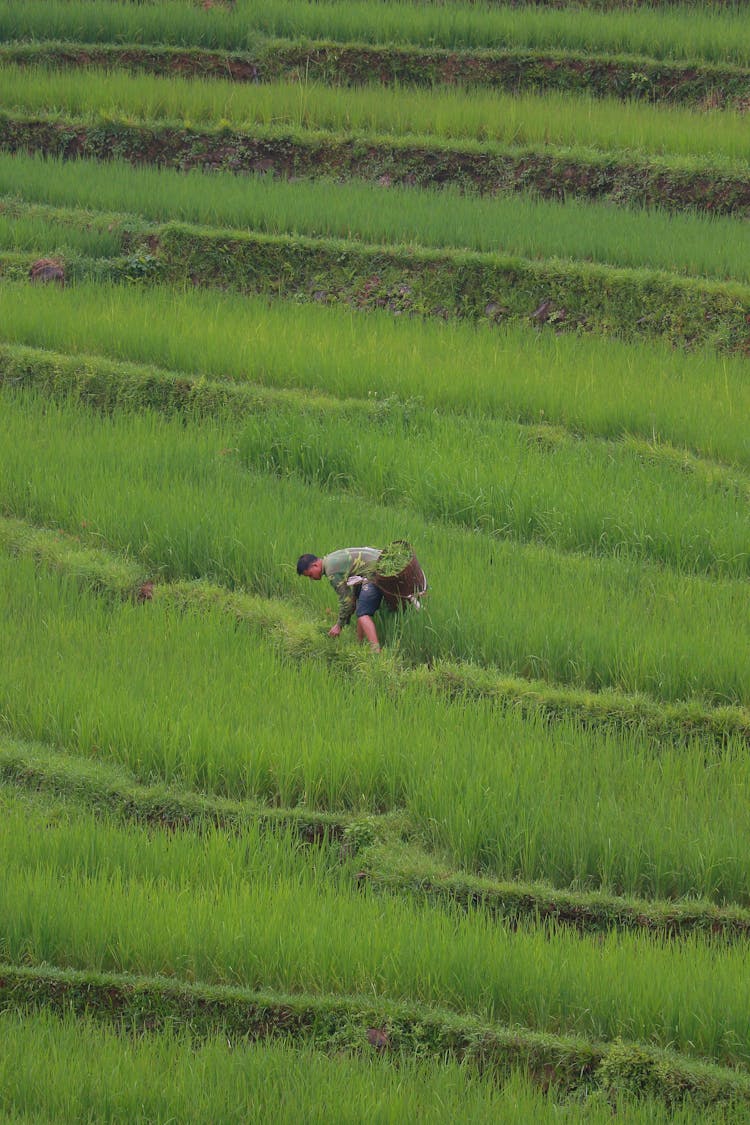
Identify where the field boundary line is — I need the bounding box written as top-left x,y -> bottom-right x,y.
2,112 -> 749,217
3,41 -> 749,107
1,961 -> 749,1108
0,737 -> 378,844
0,341 -> 373,422
361,842 -> 750,940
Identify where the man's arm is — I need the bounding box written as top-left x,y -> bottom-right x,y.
331,577 -> 357,629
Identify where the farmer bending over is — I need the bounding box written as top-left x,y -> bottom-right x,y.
297,547 -> 383,652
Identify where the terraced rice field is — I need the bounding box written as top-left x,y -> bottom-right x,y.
2,1 -> 750,1119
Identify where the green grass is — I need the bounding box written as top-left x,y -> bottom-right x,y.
1,65 -> 748,165
0,211 -> 124,258
4,388 -> 750,703
0,281 -> 748,467
4,153 -> 750,282
0,0 -> 748,65
3,552 -> 750,900
2,785 -> 750,1064
235,406 -> 750,578
2,1009 -> 741,1124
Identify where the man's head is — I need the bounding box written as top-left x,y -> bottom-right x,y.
297,554 -> 323,580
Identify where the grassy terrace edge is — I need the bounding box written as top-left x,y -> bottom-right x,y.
3,113 -> 749,217
151,223 -> 750,354
2,509 -> 749,746
4,41 -> 750,108
4,738 -> 750,940
6,211 -> 749,351
1,963 -> 749,1110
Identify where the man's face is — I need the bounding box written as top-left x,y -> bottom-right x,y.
303,559 -> 324,580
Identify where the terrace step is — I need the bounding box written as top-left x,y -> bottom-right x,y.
5,214 -> 750,352
1,961 -> 748,1110
3,112 -> 749,217
4,738 -> 750,940
4,40 -> 749,107
2,512 -> 749,748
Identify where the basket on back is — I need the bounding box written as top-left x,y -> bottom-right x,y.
373,540 -> 428,611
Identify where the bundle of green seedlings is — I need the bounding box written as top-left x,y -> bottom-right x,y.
1,64 -> 748,165
4,153 -> 750,282
3,552 -> 750,900
375,540 -> 413,578
0,0 -> 747,65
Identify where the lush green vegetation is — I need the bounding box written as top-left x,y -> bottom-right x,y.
2,0 -> 749,1111
236,406 -> 750,577
4,538 -> 750,899
1,282 -> 748,465
3,389 -> 750,703
2,65 -> 748,165
0,210 -> 124,258
2,786 -> 750,1064
5,152 -> 750,282
1,1 -> 748,65
5,1009 -> 685,1125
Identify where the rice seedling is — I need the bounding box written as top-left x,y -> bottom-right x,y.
0,211 -> 124,258
3,554 -> 750,900
0,0 -> 747,66
2,792 -> 750,1064
0,281 -> 748,467
1,65 -> 748,165
4,153 -> 750,283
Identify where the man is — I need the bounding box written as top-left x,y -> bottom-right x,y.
297,546 -> 383,652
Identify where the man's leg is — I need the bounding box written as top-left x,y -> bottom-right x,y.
356,614 -> 380,652
355,581 -> 382,651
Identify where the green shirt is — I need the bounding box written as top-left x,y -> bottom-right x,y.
323,547 -> 382,627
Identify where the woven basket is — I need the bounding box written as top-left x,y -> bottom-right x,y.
373,541 -> 428,610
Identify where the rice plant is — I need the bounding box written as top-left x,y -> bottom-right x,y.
2,789 -> 750,1063
1,65 -> 748,164
0,281 -> 748,466
0,210 -> 124,257
0,1 -> 747,66
4,152 -> 750,283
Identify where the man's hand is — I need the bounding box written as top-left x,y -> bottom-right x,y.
328,624 -> 342,638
